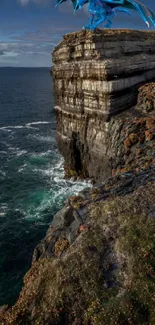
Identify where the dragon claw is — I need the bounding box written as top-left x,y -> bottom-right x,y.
83,24 -> 95,30
83,25 -> 90,29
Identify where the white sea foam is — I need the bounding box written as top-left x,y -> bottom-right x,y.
0,125 -> 24,130
26,121 -> 52,126
0,124 -> 39,131
0,203 -> 8,217
16,150 -> 27,157
31,177 -> 91,220
37,135 -> 55,143
26,125 -> 39,130
0,127 -> 12,132
19,156 -> 92,220
29,150 -> 52,158
18,163 -> 28,173
0,212 -> 6,217
0,120 -> 51,133
13,126 -> 24,129
8,146 -> 20,152
33,157 -> 92,202
0,170 -> 6,177
33,157 -> 64,179
7,146 -> 27,157
0,151 -> 7,154
1,203 -> 8,208
14,208 -> 26,217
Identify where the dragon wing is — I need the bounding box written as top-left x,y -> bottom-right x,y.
125,0 -> 155,27
55,0 -> 124,10
102,0 -> 155,27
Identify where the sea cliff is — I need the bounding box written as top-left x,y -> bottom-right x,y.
52,29 -> 155,181
0,29 -> 155,325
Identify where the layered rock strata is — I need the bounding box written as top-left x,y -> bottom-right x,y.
33,113 -> 155,262
51,29 -> 155,181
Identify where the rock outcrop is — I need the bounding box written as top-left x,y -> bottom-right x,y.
51,29 -> 155,181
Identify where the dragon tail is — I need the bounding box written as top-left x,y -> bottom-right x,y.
147,8 -> 155,27
114,7 -> 131,15
129,0 -> 155,27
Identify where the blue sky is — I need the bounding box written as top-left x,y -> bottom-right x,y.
0,0 -> 154,67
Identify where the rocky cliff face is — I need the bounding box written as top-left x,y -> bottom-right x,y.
51,29 -> 155,181
1,30 -> 155,325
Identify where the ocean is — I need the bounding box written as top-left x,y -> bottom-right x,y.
0,68 -> 90,306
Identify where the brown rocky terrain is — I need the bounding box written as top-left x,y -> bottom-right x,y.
0,30 -> 155,325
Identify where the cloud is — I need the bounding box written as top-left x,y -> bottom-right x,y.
0,19 -> 73,66
18,0 -> 50,5
0,41 -> 53,56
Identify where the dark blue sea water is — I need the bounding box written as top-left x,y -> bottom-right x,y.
0,68 -> 90,306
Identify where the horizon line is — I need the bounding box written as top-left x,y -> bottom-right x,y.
0,66 -> 51,68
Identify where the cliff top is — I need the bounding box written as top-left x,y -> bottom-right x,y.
54,28 -> 155,51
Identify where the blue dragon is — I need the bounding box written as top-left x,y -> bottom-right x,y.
55,0 -> 155,31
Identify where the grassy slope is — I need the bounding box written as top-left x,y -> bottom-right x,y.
1,172 -> 155,325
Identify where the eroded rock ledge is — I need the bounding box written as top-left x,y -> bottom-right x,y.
51,29 -> 155,181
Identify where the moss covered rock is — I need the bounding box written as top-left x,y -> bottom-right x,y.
1,165 -> 155,325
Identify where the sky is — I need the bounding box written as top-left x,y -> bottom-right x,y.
0,0 -> 154,67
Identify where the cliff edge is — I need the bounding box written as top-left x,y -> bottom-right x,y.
52,29 -> 155,181
0,29 -> 155,325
